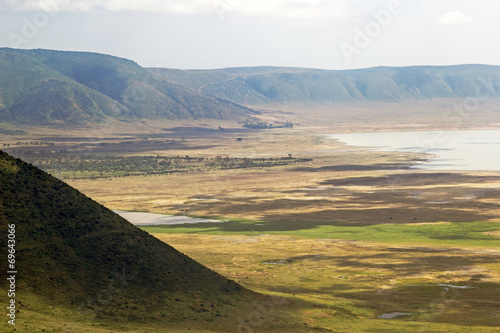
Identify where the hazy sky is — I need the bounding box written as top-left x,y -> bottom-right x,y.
1,0 -> 499,70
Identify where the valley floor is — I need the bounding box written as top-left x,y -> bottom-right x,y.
2,109 -> 500,332
153,233 -> 500,332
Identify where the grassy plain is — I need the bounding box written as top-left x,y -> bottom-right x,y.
1,106 -> 500,331
151,233 -> 500,332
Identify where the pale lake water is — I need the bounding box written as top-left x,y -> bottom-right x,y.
117,129 -> 500,225
114,210 -> 226,226
328,129 -> 500,171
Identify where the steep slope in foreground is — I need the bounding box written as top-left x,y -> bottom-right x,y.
0,150 -> 256,330
0,48 -> 256,125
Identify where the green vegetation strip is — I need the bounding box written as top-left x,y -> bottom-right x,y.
141,220 -> 500,247
22,154 -> 312,179
0,128 -> 27,135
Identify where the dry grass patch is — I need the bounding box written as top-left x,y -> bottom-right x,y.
152,233 -> 500,332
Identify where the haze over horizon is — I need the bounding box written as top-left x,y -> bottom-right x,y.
1,0 -> 499,70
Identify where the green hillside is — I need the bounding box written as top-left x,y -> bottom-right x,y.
150,65 -> 500,105
0,49 -> 128,124
0,48 -> 256,125
0,150 -> 257,330
2,47 -> 498,126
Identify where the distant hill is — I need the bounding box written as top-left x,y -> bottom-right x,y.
150,65 -> 500,105
0,48 -> 256,125
0,150 -> 255,327
3,47 -> 499,126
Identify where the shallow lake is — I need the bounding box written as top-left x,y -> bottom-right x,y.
114,210 -> 225,225
328,129 -> 500,171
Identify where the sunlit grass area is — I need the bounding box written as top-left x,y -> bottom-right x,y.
4,122 -> 500,332
142,220 -> 500,247
151,232 -> 500,332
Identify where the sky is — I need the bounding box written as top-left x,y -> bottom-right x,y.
0,0 -> 499,70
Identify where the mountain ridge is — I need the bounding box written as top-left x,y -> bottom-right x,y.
150,64 -> 500,105
1,47 -> 499,126
0,48 -> 256,125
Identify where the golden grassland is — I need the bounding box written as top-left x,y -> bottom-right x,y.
152,233 -> 500,332
63,128 -> 500,226
2,107 -> 500,332
55,119 -> 500,331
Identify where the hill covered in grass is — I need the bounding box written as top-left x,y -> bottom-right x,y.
4,47 -> 498,126
0,150 -> 258,330
150,65 -> 500,105
0,48 -> 256,125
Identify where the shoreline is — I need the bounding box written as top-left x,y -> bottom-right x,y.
114,210 -> 225,226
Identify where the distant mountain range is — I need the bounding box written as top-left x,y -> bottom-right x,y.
151,65 -> 500,105
1,48 -> 499,125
